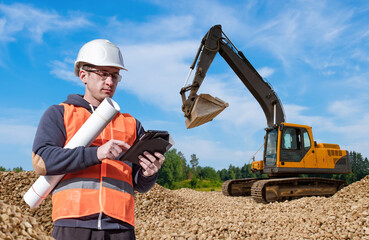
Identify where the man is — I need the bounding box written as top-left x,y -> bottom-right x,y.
32,39 -> 164,240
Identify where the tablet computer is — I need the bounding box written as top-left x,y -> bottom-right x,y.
119,130 -> 174,165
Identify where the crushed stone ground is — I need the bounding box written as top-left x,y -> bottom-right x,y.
1,171 -> 368,239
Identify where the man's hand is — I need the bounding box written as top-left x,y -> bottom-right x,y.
138,151 -> 165,177
97,139 -> 130,161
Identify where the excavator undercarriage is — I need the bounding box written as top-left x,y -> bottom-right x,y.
222,178 -> 347,203
222,178 -> 259,196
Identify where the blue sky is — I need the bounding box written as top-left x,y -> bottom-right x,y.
0,0 -> 368,171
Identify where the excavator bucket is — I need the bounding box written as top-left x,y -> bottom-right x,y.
185,94 -> 229,129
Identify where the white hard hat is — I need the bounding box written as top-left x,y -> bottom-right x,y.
74,39 -> 127,76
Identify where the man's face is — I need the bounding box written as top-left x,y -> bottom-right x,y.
80,65 -> 120,106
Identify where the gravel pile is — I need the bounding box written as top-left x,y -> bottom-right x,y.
135,177 -> 369,240
0,200 -> 53,240
0,171 -> 368,239
0,171 -> 53,239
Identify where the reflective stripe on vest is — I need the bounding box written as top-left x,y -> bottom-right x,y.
51,103 -> 137,226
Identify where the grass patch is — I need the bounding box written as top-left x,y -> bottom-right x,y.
172,178 -> 223,191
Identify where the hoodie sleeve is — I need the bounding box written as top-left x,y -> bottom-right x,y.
131,119 -> 158,193
32,105 -> 100,175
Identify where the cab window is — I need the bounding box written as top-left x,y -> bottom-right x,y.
265,129 -> 278,166
282,128 -> 301,150
303,130 -> 311,151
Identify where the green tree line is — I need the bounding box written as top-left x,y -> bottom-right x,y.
157,149 -> 266,190
156,149 -> 224,189
0,166 -> 23,172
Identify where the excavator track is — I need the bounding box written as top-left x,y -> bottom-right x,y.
251,177 -> 347,203
222,178 -> 260,196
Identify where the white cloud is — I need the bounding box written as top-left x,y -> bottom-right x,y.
322,70 -> 336,76
0,3 -> 90,43
240,1 -> 355,70
150,0 -> 241,33
283,104 -> 335,131
0,108 -> 41,147
118,40 -> 199,112
345,73 -> 369,89
0,18 -> 10,41
104,15 -> 196,45
49,59 -> 83,86
175,135 -> 256,170
0,122 -> 36,145
328,100 -> 361,118
258,67 -> 275,78
331,112 -> 369,158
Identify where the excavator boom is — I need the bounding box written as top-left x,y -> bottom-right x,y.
180,24 -> 285,129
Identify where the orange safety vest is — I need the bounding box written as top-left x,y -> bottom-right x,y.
51,103 -> 137,226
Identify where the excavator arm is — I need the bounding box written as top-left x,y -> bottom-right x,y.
180,24 -> 285,129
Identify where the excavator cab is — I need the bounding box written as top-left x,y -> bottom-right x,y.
261,123 -> 351,176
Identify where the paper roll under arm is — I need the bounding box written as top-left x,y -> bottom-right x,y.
23,97 -> 120,208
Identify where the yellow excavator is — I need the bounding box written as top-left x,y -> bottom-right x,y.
180,25 -> 351,203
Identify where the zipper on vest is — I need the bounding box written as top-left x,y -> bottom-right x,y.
98,162 -> 104,230
98,184 -> 103,230
98,172 -> 104,230
98,211 -> 102,230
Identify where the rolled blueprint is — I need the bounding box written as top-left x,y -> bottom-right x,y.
23,97 -> 120,208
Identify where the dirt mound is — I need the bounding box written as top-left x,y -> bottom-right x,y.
0,171 -> 368,239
